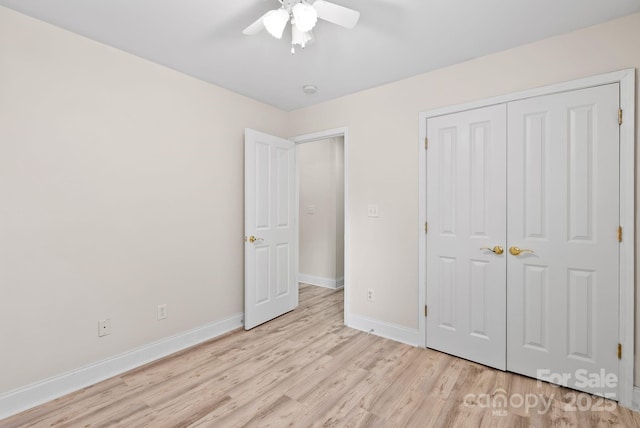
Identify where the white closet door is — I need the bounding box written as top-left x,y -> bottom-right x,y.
507,84 -> 620,398
426,104 -> 507,370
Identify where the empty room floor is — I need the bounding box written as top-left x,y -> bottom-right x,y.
3,284 -> 640,427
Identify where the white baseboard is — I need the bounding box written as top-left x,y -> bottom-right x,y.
299,273 -> 344,290
348,314 -> 420,347
0,313 -> 243,420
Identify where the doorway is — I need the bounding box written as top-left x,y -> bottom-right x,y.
293,128 -> 349,324
297,137 -> 345,291
417,69 -> 635,407
425,85 -> 620,399
243,127 -> 349,330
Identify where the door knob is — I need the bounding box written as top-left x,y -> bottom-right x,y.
480,246 -> 504,255
509,246 -> 534,256
246,235 -> 264,243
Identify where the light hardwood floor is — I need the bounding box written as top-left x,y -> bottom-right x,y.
3,284 -> 640,427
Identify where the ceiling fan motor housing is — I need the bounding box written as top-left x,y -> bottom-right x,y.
281,0 -> 307,13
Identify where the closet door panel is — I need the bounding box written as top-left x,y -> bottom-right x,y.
426,104 -> 507,370
506,84 -> 620,399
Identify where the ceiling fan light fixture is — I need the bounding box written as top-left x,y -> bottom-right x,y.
292,2 -> 318,32
263,8 -> 289,39
243,0 -> 361,52
292,24 -> 312,48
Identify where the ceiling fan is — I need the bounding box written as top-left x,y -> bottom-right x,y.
243,0 -> 360,54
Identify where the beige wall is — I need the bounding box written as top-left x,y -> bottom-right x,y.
298,137 -> 344,282
2,3 -> 640,397
0,7 -> 287,394
287,13 -> 640,383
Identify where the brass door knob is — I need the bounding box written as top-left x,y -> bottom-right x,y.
245,235 -> 264,243
480,246 -> 504,255
509,246 -> 534,256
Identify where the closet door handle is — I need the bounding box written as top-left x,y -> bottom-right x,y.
509,246 -> 534,256
480,246 -> 504,255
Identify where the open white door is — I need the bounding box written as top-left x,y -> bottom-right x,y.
244,128 -> 297,330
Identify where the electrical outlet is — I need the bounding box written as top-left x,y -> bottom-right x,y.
158,304 -> 168,320
367,204 -> 380,218
98,319 -> 111,337
367,289 -> 374,302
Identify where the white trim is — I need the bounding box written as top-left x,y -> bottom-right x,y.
632,387 -> 640,411
418,68 -> 635,408
348,314 -> 420,347
299,273 -> 344,289
418,101 -> 427,349
617,69 -> 635,408
420,69 -> 635,119
291,127 -> 348,142
291,127 -> 350,326
0,313 -> 243,420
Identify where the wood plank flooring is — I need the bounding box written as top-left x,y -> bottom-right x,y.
3,284 -> 640,427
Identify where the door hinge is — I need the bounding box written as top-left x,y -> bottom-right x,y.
424,137 -> 429,149
617,226 -> 622,242
425,222 -> 428,234
618,343 -> 622,359
618,109 -> 623,126
425,305 -> 428,317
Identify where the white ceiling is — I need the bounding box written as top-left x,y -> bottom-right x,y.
2,0 -> 639,110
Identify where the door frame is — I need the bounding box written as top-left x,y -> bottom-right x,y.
418,69 -> 635,407
291,127 -> 350,325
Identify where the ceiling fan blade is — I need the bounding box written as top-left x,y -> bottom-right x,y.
242,12 -> 268,35
313,0 -> 360,29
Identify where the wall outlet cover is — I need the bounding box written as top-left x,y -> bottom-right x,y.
98,319 -> 111,337
158,304 -> 168,320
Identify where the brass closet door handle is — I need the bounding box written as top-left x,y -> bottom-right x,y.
480,246 -> 504,255
509,246 -> 534,256
246,235 -> 264,243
